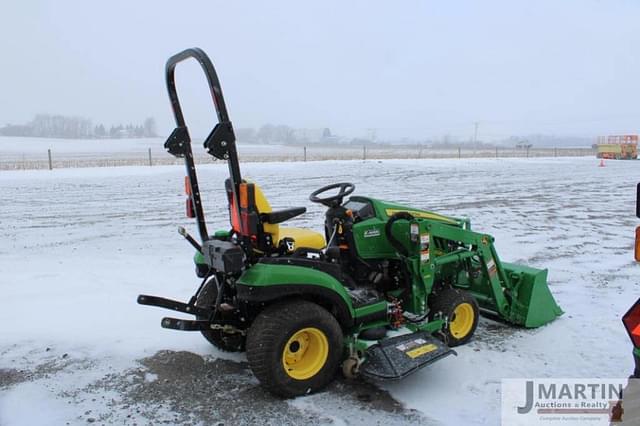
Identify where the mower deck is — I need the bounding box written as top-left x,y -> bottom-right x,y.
360,331 -> 456,380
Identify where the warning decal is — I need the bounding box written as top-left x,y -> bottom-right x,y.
486,258 -> 497,277
395,338 -> 427,352
406,344 -> 437,358
395,338 -> 438,358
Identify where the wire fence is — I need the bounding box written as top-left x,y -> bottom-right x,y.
0,146 -> 596,171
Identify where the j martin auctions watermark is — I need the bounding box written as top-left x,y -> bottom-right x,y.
501,378 -> 639,425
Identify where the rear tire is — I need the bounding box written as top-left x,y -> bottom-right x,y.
429,287 -> 479,347
195,278 -> 245,352
246,300 -> 343,397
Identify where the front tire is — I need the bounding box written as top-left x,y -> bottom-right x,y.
429,287 -> 479,347
246,300 -> 343,397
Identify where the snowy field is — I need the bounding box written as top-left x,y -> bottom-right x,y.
0,136 -> 593,170
0,156 -> 637,425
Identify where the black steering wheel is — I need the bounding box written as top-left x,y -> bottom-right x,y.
309,182 -> 355,207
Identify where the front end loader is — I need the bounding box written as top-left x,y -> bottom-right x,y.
138,48 -> 563,397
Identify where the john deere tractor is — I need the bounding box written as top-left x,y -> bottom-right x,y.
138,48 -> 563,397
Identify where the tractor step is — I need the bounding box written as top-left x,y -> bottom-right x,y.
360,331 -> 455,380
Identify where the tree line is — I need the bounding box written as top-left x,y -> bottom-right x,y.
0,114 -> 157,139
236,124 -> 336,145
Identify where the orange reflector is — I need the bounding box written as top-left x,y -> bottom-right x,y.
185,198 -> 195,218
229,197 -> 240,232
239,183 -> 249,209
623,298 -> 640,347
184,176 -> 192,196
635,226 -> 640,261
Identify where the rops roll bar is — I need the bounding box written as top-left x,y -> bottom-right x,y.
163,48 -> 242,242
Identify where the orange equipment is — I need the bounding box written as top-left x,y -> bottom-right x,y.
596,135 -> 638,160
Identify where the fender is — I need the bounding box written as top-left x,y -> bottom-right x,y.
236,262 -> 355,327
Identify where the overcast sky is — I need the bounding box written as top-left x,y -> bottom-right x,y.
2,0 -> 639,140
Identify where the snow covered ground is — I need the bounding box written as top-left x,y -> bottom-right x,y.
0,156 -> 636,425
0,136 -> 593,170
0,136 -> 309,160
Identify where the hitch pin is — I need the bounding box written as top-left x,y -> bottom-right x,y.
178,226 -> 202,252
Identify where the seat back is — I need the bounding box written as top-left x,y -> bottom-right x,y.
225,179 -> 279,252
225,179 -> 325,253
252,183 -> 280,242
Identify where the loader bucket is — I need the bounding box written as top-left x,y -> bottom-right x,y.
502,262 -> 563,328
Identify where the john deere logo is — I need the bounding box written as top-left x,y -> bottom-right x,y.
364,228 -> 381,238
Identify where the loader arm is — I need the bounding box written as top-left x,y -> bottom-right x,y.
427,222 -> 562,328
428,222 -> 511,316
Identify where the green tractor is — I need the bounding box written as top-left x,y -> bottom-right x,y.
138,48 -> 563,397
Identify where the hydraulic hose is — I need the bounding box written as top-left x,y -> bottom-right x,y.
384,212 -> 414,257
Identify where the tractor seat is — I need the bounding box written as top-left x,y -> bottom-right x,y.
252,182 -> 325,251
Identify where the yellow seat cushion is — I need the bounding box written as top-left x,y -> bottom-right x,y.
250,180 -> 326,250
278,227 -> 326,250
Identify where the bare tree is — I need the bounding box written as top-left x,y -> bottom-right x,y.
143,117 -> 157,137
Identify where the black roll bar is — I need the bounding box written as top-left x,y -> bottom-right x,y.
163,48 -> 242,243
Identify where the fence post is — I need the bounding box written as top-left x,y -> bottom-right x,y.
495,147 -> 498,158
526,147 -> 530,158
458,147 -> 461,159
304,146 -> 307,162
47,149 -> 53,170
363,145 -> 367,161
148,148 -> 153,166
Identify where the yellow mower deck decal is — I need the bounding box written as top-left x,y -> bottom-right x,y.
405,343 -> 437,359
385,209 -> 457,224
396,338 -> 439,359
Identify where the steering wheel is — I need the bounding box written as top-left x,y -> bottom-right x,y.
309,182 -> 355,207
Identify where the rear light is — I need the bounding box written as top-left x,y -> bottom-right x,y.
184,176 -> 195,218
186,198 -> 195,218
184,176 -> 192,196
239,183 -> 249,209
622,298 -> 640,347
229,196 -> 241,232
635,226 -> 640,262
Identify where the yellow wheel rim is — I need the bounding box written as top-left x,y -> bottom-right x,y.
449,303 -> 475,338
282,327 -> 329,380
